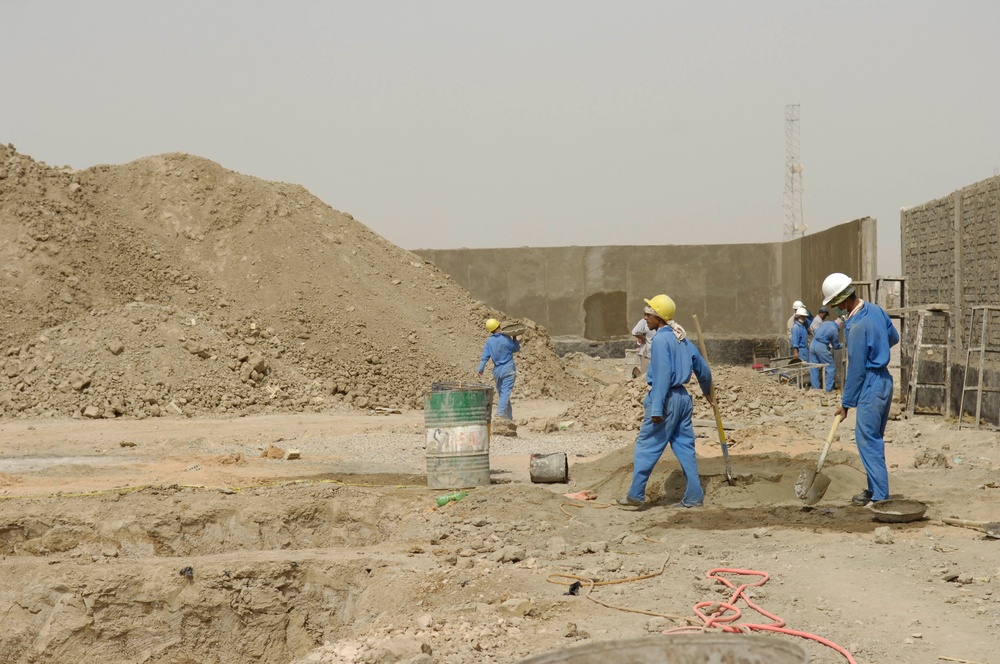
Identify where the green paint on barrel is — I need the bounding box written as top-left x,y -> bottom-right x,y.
424,383 -> 494,489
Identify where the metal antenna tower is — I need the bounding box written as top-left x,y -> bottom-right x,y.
783,104 -> 806,240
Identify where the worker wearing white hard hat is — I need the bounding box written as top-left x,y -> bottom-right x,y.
477,318 -> 521,420
790,307 -> 810,362
618,294 -> 714,510
821,272 -> 900,506
786,300 -> 814,341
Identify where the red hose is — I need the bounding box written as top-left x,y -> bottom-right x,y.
664,568 -> 857,663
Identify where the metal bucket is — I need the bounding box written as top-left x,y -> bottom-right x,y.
424,383 -> 494,489
529,452 -> 569,483
518,635 -> 809,664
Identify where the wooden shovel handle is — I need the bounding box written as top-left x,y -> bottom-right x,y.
815,414 -> 843,473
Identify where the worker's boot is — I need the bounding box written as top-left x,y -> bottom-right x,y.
616,496 -> 642,508
851,489 -> 873,506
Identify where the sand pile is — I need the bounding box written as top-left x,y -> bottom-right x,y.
0,144 -> 579,418
558,365 -> 830,431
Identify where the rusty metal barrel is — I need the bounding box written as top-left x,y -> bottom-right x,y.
424,382 -> 494,489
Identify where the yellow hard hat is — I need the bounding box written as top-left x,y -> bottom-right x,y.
643,294 -> 676,321
485,318 -> 501,332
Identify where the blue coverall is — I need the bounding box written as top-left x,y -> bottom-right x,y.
790,320 -> 809,360
842,302 -> 900,502
626,328 -> 712,507
809,320 -> 843,392
477,332 -> 520,420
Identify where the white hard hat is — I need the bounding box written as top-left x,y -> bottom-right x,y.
821,273 -> 854,306
795,307 -> 808,317
792,300 -> 805,310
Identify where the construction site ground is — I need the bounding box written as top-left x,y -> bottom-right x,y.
1,358 -> 998,664
1,145 -> 998,664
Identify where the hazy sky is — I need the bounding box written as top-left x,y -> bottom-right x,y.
5,1 -> 999,274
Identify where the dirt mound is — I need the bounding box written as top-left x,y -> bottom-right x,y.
0,145 -> 580,418
558,365 -> 831,431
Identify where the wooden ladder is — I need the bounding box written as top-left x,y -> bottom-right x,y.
958,306 -> 1000,430
905,310 -> 951,418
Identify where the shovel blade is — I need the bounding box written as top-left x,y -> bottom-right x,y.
794,468 -> 816,500
802,472 -> 832,505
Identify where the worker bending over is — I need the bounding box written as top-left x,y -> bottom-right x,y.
477,318 -> 520,420
618,294 -> 713,509
821,272 -> 899,506
809,313 -> 843,392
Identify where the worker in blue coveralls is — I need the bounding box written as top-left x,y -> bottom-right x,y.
809,308 -> 844,392
477,318 -> 520,420
821,272 -> 900,506
790,306 -> 810,360
617,294 -> 714,509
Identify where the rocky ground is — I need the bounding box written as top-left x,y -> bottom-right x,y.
2,145 -> 998,664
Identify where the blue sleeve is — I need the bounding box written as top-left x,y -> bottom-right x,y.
887,318 -> 899,348
648,336 -> 670,418
690,344 -> 713,396
477,340 -> 491,373
842,325 -> 867,408
510,337 -> 521,353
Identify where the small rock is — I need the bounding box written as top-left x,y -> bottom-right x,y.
83,405 -> 102,419
644,617 -> 668,632
106,339 -> 124,355
498,598 -> 532,617
874,527 -> 894,545
580,541 -> 608,554
753,528 -> 773,539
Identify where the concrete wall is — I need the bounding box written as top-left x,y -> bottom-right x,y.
901,175 -> 1000,423
418,217 -> 876,341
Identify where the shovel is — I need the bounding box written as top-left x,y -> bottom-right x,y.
942,518 -> 1000,539
690,315 -> 734,486
795,414 -> 843,505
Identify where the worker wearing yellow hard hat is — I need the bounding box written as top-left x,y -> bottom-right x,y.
619,294 -> 714,509
477,318 -> 520,420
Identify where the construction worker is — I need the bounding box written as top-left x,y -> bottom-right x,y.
618,294 -> 713,509
631,317 -> 656,375
821,272 -> 900,506
786,300 -> 813,340
809,315 -> 843,392
790,307 -> 810,360
477,318 -> 520,420
809,306 -> 830,334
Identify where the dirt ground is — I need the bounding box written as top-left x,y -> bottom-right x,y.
1,358 -> 998,664
2,145 -> 999,664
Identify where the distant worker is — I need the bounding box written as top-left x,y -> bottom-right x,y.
477,318 -> 521,420
618,294 -> 713,510
821,272 -> 900,506
809,315 -> 844,392
809,306 -> 830,335
631,317 -> 657,375
786,300 -> 813,340
790,307 -> 810,360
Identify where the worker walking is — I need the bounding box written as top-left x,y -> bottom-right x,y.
821,272 -> 900,506
618,294 -> 713,509
477,318 -> 520,420
809,314 -> 844,392
790,307 -> 810,360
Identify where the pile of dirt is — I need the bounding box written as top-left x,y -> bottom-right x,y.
557,365 -> 833,431
0,144 -> 581,418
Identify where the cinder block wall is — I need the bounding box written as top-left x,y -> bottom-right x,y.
902,176 -> 1000,422
417,217 -> 876,340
